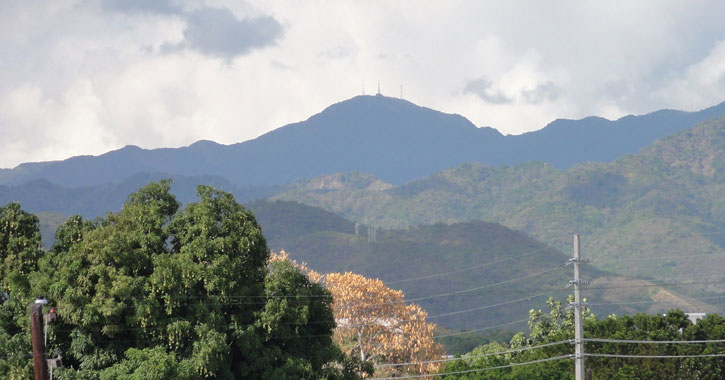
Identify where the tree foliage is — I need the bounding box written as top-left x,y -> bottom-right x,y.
325,272 -> 444,377
269,252 -> 443,377
441,297 -> 725,380
0,181 -> 362,380
0,202 -> 43,380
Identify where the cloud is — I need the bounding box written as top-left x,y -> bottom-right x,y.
101,1 -> 284,59
101,0 -> 182,15
177,8 -> 283,59
654,40 -> 725,110
463,77 -> 512,104
522,81 -> 560,104
463,77 -> 560,105
2,1 -> 725,167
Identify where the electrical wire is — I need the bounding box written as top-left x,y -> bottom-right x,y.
370,354 -> 573,379
434,318 -> 530,339
589,294 -> 725,307
592,252 -> 725,264
427,291 -> 553,319
403,265 -> 565,305
582,279 -> 725,291
343,289 -> 565,329
385,247 -> 551,285
376,339 -> 573,368
584,352 -> 725,359
584,338 -> 725,344
590,273 -> 725,284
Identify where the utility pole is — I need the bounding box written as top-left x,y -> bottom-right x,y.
30,300 -> 49,380
570,234 -> 587,380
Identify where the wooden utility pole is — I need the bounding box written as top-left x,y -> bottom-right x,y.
572,234 -> 586,380
30,302 -> 49,380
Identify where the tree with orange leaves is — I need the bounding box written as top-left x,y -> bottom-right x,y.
325,272 -> 444,377
269,252 -> 444,377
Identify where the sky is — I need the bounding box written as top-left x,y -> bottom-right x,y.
2,1 -> 725,168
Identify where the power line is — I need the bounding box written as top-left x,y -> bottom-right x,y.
348,290 -> 563,329
345,265 -> 564,312
589,294 -> 725,307
584,338 -> 725,344
427,291 -> 553,319
376,339 -> 573,368
591,273 -> 724,284
584,352 -> 725,359
593,252 -> 725,264
583,279 -> 725,291
370,354 -> 573,379
385,247 -> 551,285
434,318 -> 530,339
406,265 -> 564,304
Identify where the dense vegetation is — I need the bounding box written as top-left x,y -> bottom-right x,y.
246,200 -> 718,332
440,298 -> 725,380
272,116 -> 725,289
3,184 -> 724,379
0,182 -> 362,380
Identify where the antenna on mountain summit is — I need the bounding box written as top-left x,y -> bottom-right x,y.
362,83 -> 365,95
377,81 -> 381,95
400,84 -> 403,99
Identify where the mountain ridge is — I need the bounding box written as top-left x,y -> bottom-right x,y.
270,115 -> 725,288
3,95 -> 724,189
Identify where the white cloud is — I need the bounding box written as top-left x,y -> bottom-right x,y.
655,41 -> 725,110
1,0 -> 725,167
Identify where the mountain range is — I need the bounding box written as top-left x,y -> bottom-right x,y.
2,95 -> 724,190
271,116 -> 725,289
3,94 -> 725,333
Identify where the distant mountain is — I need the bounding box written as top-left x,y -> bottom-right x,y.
2,95 -> 724,188
271,116 -> 725,293
0,173 -> 281,218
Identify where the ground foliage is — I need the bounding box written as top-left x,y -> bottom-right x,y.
0,181 -> 363,380
441,297 -> 725,380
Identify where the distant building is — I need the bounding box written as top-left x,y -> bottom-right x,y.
685,312 -> 706,324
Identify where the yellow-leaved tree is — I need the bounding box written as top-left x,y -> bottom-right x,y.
326,272 -> 443,377
270,252 -> 444,377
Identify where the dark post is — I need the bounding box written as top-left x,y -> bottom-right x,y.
30,302 -> 48,380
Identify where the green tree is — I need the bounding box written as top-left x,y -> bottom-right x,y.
442,298 -> 725,380
0,181 -> 362,380
0,202 -> 44,380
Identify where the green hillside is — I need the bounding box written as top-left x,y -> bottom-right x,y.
271,116 -> 725,292
248,201 -> 719,333
30,197 -> 723,336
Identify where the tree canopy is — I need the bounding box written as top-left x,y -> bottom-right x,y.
440,297 -> 725,380
0,181 -> 363,380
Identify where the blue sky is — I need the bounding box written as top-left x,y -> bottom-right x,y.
1,0 -> 725,168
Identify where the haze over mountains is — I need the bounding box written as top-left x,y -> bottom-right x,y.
2,95 -> 725,190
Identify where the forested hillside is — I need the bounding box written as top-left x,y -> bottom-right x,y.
245,200 -> 720,331
272,116 -> 725,287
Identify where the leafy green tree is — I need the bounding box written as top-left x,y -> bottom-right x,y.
0,181 -> 362,379
241,259 -> 351,379
0,202 -> 44,380
442,298 -> 725,380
